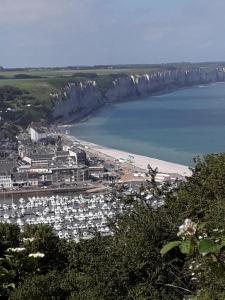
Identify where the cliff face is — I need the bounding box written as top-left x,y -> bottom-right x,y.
52,67 -> 225,121
52,81 -> 103,121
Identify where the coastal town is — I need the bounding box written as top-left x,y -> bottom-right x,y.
0,122 -> 190,195
0,122 -> 190,241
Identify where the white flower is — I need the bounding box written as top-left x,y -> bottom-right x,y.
177,219 -> 197,237
213,228 -> 219,232
198,236 -> 203,239
177,225 -> 186,236
28,252 -> 45,258
7,247 -> 26,253
23,237 -> 35,242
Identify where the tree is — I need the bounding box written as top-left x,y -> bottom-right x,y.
0,224 -> 20,256
160,154 -> 225,298
22,225 -> 68,271
10,271 -> 73,300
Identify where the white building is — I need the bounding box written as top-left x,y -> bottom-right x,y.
0,175 -> 12,189
0,160 -> 16,189
28,123 -> 47,142
29,127 -> 47,142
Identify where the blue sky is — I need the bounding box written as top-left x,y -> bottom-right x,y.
0,0 -> 225,67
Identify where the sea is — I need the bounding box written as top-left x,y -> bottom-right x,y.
70,82 -> 225,166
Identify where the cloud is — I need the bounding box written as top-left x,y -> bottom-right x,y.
1,0 -> 225,67
0,0 -> 75,24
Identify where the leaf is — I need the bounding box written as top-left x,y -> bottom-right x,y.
179,239 -> 193,255
219,239 -> 225,247
5,283 -> 15,289
160,241 -> 181,255
215,239 -> 225,254
198,239 -> 219,255
197,222 -> 207,230
0,266 -> 9,276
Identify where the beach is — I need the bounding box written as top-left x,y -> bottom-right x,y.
65,134 -> 192,178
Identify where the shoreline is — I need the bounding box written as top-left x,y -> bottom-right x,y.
58,82 -> 224,177
65,134 -> 192,177
58,81 -> 224,127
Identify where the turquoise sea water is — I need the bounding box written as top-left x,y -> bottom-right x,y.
70,83 -> 225,166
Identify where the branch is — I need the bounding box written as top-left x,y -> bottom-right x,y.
158,283 -> 192,293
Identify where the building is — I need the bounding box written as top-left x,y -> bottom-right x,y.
69,147 -> 87,165
0,175 -> 12,189
0,160 -> 16,189
16,149 -> 89,186
28,122 -> 47,142
51,165 -> 88,185
12,173 -> 29,187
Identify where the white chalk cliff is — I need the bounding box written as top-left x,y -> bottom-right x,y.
52,67 -> 225,121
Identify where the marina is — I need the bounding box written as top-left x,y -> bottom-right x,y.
0,193 -> 128,242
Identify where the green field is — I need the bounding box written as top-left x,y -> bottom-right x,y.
0,68 -> 137,104
0,79 -> 55,106
0,68 -> 156,81
0,66 -> 163,79
0,67 -> 158,109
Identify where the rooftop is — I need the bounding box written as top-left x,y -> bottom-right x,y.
0,160 -> 16,175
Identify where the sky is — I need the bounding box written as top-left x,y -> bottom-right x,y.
0,0 -> 225,68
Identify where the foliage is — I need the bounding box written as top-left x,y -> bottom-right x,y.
2,154 -> 225,298
22,225 -> 68,271
0,224 -> 20,256
10,271 -> 75,300
160,154 -> 225,299
0,86 -> 25,102
0,85 -> 52,126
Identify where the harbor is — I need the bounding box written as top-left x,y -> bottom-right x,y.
0,192 -> 127,242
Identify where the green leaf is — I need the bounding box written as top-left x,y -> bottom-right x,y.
179,239 -> 193,255
197,222 -> 207,230
198,239 -> 219,255
5,283 -> 15,289
220,239 -> 225,247
215,239 -> 225,254
160,241 -> 181,255
0,266 -> 9,276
